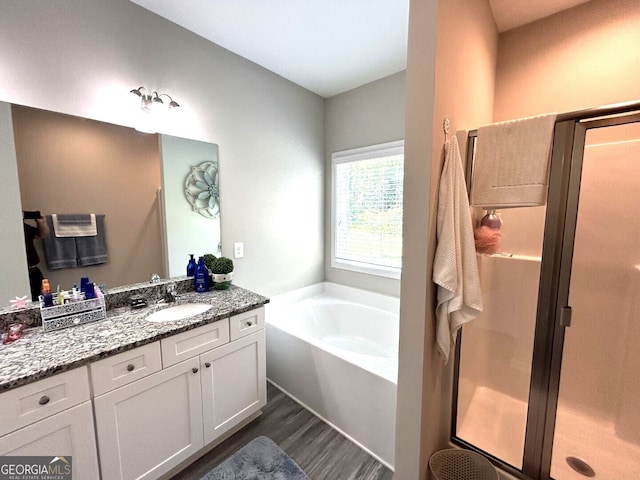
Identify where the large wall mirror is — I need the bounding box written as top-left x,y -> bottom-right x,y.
2,102 -> 221,303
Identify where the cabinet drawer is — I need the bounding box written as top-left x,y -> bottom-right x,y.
0,366 -> 90,436
161,320 -> 230,367
90,342 -> 162,396
229,307 -> 264,341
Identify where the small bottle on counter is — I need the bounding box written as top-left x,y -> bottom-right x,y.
194,256 -> 210,293
84,282 -> 96,300
41,279 -> 53,307
56,285 -> 65,306
187,254 -> 197,277
71,285 -> 82,302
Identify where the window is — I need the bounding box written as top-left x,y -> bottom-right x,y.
331,140 -> 404,278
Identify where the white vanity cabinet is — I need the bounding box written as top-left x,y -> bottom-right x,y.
0,366 -> 100,479
93,357 -> 204,480
201,329 -> 266,444
164,308 -> 267,447
93,307 -> 266,480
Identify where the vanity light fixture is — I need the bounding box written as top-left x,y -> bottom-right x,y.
130,86 -> 180,112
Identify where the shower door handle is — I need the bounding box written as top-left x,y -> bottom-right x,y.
560,306 -> 572,327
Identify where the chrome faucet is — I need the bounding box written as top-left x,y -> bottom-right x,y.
164,282 -> 179,303
150,273 -> 161,283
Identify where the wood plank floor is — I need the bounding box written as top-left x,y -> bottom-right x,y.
170,382 -> 393,480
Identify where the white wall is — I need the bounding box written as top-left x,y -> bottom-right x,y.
395,0 -> 499,477
159,135 -> 221,277
0,0 -> 325,297
324,71 -> 406,296
0,102 -> 30,304
394,0 -> 440,477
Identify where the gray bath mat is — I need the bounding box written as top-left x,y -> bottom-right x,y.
200,436 -> 310,480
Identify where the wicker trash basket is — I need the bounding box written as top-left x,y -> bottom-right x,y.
429,449 -> 498,480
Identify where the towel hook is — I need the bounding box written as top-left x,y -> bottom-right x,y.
443,117 -> 450,141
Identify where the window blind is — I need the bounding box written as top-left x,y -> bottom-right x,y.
333,151 -> 403,274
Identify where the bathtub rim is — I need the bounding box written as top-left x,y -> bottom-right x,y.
265,282 -> 399,384
267,281 -> 400,314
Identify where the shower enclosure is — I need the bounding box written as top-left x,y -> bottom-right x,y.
452,103 -> 640,480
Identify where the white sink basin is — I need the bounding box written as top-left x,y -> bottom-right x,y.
146,303 -> 212,322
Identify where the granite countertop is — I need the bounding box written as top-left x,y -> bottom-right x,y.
0,285 -> 269,393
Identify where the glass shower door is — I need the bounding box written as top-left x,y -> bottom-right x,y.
455,213 -> 544,469
550,121 -> 640,479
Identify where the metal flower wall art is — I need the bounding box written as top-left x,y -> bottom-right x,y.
184,161 -> 220,219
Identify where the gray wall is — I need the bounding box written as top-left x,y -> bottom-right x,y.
0,0 -> 325,298
324,71 -> 407,296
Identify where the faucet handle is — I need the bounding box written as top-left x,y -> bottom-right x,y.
165,282 -> 179,303
150,273 -> 161,283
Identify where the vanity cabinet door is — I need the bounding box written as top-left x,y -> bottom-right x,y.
94,357 -> 203,480
200,329 -> 266,445
0,401 -> 99,479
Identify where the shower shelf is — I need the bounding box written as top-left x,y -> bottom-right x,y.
478,253 -> 542,262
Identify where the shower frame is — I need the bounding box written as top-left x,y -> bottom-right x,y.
450,100 -> 640,480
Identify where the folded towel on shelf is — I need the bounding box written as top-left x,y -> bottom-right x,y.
434,136 -> 483,364
52,213 -> 97,237
471,113 -> 557,208
43,215 -> 78,269
76,214 -> 108,266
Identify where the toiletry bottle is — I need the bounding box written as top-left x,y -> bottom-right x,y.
84,282 -> 96,300
41,279 -> 54,307
194,256 -> 210,293
71,285 -> 80,303
56,285 -> 65,306
187,254 -> 197,277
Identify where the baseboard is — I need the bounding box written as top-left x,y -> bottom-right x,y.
267,379 -> 395,471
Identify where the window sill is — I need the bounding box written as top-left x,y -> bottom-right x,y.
331,259 -> 401,280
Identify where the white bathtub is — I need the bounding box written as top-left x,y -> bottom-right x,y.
265,282 -> 399,469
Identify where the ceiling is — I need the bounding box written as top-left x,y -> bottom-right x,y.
130,0 -> 591,98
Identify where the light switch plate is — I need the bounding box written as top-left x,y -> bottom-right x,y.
233,242 -> 244,258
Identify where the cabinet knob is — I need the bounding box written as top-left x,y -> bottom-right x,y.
192,367 -> 199,374
205,362 -> 211,368
127,364 -> 135,372
39,395 -> 50,405
246,322 -> 253,327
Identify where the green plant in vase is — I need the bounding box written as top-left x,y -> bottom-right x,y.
211,257 -> 234,290
203,254 -> 217,272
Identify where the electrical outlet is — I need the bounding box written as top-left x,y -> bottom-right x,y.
233,242 -> 244,259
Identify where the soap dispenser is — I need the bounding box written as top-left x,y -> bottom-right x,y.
193,256 -> 210,293
187,254 -> 197,277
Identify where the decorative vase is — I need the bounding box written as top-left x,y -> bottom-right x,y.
212,272 -> 233,290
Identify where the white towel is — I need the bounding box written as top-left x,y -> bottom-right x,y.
434,136 -> 483,363
471,113 -> 557,208
52,214 -> 97,237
